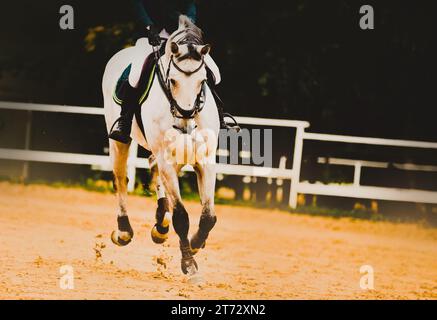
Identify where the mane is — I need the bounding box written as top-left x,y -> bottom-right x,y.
177,15 -> 203,44
166,15 -> 203,50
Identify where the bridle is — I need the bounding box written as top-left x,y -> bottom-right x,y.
170,55 -> 205,76
152,30 -> 207,120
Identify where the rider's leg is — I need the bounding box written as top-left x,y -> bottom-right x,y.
108,81 -> 138,144
205,55 -> 239,131
109,38 -> 154,144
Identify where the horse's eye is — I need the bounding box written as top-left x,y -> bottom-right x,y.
170,79 -> 176,86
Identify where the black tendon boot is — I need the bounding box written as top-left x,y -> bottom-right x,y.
109,81 -> 139,144
206,68 -> 240,131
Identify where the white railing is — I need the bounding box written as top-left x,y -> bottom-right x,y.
292,131 -> 437,207
1,101 -> 437,209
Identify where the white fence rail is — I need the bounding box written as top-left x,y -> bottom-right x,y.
292,131 -> 437,207
1,101 -> 437,209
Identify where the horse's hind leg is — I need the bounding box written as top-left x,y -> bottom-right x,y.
150,164 -> 171,244
190,164 -> 217,254
110,140 -> 134,246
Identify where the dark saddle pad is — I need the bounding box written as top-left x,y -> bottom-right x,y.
113,52 -> 156,106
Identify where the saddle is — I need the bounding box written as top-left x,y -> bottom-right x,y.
113,52 -> 156,107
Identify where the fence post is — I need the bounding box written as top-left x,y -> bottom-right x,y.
353,161 -> 362,187
127,142 -> 138,192
289,126 -> 304,208
21,110 -> 33,182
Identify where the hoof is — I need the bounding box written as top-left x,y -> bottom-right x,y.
181,256 -> 198,275
151,225 -> 168,244
190,247 -> 200,255
151,212 -> 171,244
111,230 -> 133,246
189,243 -> 205,256
190,234 -> 206,255
180,243 -> 198,275
112,216 -> 134,246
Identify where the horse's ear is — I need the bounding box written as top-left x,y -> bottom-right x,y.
170,42 -> 179,54
200,44 -> 211,56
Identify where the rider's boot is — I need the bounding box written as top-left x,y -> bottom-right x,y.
109,82 -> 139,144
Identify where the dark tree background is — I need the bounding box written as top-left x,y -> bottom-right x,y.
0,0 -> 435,139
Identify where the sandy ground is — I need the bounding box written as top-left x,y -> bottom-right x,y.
0,182 -> 436,300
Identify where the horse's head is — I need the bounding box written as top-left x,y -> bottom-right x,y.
163,16 -> 211,113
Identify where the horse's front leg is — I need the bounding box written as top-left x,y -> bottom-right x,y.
191,163 -> 217,254
150,164 -> 172,244
156,155 -> 198,275
110,140 -> 134,246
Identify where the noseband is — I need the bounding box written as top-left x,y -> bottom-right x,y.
153,32 -> 207,120
170,55 -> 205,76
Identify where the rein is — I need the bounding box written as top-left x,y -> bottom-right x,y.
152,31 -> 207,120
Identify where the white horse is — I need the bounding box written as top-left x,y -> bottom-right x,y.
102,16 -> 219,276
